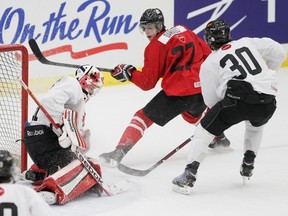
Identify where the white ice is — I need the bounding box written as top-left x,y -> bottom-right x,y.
27,68 -> 288,216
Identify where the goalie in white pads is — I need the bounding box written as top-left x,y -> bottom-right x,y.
23,65 -> 105,204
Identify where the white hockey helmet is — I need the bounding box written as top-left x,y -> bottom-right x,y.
75,65 -> 104,101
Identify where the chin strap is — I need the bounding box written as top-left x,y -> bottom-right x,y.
82,90 -> 90,102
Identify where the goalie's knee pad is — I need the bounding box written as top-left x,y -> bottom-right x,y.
35,158 -> 102,205
24,125 -> 59,157
24,124 -> 59,169
24,124 -> 76,174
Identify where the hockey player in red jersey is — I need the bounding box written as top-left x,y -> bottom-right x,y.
23,65 -> 105,204
99,8 -> 230,167
172,20 -> 286,195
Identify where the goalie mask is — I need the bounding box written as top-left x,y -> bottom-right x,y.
0,150 -> 15,183
75,65 -> 104,102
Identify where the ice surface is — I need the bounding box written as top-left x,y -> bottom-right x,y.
26,68 -> 288,216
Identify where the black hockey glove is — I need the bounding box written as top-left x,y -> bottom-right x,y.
111,64 -> 136,82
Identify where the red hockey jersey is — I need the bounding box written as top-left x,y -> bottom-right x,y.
131,25 -> 211,96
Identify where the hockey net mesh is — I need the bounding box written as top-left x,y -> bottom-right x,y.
0,45 -> 28,174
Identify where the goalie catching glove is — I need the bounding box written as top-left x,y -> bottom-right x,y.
58,108 -> 90,153
111,64 -> 136,82
58,127 -> 71,149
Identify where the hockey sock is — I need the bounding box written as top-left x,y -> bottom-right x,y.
117,109 -> 153,147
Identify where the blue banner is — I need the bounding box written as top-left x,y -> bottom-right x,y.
174,0 -> 287,43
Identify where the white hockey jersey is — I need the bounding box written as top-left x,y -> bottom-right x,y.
200,37 -> 286,108
31,75 -> 86,136
0,183 -> 54,216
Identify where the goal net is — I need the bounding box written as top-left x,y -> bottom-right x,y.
0,44 -> 28,174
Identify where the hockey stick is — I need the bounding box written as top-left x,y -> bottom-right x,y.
18,78 -> 126,195
117,136 -> 192,176
18,78 -> 61,129
28,39 -> 114,72
73,146 -> 127,196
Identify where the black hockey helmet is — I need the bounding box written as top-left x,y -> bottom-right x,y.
204,19 -> 232,50
139,8 -> 165,32
0,150 -> 14,181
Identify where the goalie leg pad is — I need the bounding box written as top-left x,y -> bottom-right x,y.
35,158 -> 102,204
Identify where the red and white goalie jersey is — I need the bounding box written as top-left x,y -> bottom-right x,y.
30,75 -> 86,136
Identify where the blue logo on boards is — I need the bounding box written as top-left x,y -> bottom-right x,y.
174,0 -> 287,43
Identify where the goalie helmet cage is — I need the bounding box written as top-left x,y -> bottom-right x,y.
0,44 -> 28,173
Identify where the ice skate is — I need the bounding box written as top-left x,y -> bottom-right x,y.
209,133 -> 231,150
172,161 -> 199,195
22,164 -> 48,185
240,150 -> 256,184
99,144 -> 132,167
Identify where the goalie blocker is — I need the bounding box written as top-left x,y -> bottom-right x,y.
35,158 -> 102,205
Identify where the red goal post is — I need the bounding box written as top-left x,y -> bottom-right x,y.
0,44 -> 28,173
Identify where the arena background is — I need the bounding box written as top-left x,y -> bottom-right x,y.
0,0 -> 287,93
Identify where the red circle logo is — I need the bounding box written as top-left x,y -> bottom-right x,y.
0,187 -> 4,196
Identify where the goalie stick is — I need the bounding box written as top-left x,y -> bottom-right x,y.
117,136 -> 192,176
18,78 -> 126,196
28,39 -> 114,72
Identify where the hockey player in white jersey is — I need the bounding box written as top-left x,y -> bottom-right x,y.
23,65 -> 105,204
0,150 -> 54,215
172,19 -> 286,195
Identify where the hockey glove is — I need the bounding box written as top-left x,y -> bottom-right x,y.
62,108 -> 88,152
58,126 -> 72,148
111,64 -> 136,82
82,129 -> 91,153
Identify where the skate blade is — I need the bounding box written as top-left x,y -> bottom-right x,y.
38,191 -> 57,205
172,184 -> 191,195
210,146 -> 233,153
242,176 -> 250,185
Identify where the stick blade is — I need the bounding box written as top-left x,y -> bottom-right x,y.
28,39 -> 113,72
28,39 -> 80,69
117,137 -> 192,177
117,163 -> 151,177
29,39 -> 45,61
